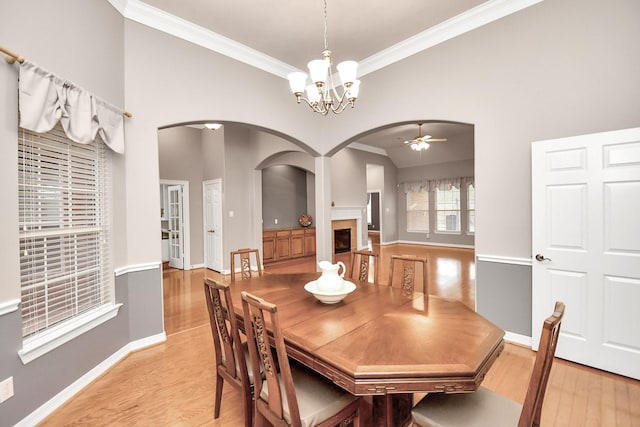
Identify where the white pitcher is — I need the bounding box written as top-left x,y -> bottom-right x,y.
317,260 -> 346,292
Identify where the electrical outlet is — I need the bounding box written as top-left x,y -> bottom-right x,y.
0,377 -> 14,403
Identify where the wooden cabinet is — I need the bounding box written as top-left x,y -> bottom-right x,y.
304,229 -> 316,257
263,227 -> 315,263
291,229 -> 305,258
276,230 -> 291,260
262,230 -> 276,263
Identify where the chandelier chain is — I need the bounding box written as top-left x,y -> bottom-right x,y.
323,0 -> 329,52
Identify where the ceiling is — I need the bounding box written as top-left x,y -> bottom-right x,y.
137,0 -> 530,167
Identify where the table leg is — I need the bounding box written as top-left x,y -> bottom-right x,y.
369,394 -> 413,427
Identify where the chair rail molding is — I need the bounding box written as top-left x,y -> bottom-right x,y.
0,298 -> 20,316
476,254 -> 532,266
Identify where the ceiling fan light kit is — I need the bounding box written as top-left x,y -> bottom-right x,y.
404,123 -> 447,151
287,0 -> 360,115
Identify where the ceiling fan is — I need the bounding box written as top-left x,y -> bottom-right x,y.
403,124 -> 447,151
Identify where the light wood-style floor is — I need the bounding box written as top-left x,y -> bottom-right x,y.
39,244 -> 640,426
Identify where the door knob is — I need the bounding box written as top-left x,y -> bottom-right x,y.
535,254 -> 551,262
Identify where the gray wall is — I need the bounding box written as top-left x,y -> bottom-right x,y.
262,165 -> 309,229
1,0 -> 639,423
476,260 -> 531,336
0,2 -> 163,425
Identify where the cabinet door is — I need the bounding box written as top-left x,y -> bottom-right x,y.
291,230 -> 304,258
263,231 -> 276,263
304,229 -> 316,256
276,231 -> 291,259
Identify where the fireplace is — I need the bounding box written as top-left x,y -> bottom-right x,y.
334,228 -> 351,254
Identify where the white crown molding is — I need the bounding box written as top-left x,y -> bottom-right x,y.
109,0 -> 543,79
107,0 -> 297,78
359,0 -> 545,76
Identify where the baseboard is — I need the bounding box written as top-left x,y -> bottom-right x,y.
504,331 -> 532,347
16,332 -> 166,427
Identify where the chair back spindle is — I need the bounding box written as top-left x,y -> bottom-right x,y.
388,255 -> 428,294
231,248 -> 262,282
350,250 -> 378,285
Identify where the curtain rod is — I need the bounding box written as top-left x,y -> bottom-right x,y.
1,46 -> 133,118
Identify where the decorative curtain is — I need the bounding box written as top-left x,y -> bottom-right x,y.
404,176 -> 474,193
18,61 -> 125,154
404,181 -> 430,193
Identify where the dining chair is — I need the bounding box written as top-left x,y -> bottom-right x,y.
203,278 -> 253,427
241,291 -> 362,427
350,249 -> 378,285
411,301 -> 566,427
388,255 -> 428,294
231,248 -> 263,282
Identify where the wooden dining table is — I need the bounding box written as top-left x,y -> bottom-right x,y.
227,272 -> 504,427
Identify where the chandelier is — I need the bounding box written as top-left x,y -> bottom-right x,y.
286,0 -> 360,115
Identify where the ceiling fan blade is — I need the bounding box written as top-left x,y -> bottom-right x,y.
427,138 -> 447,142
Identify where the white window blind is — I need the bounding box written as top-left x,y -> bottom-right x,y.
18,124 -> 113,339
435,187 -> 461,233
407,188 -> 429,232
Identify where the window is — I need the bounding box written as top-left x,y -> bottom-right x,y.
407,189 -> 429,232
467,183 -> 475,234
435,187 -> 460,233
18,124 -> 116,360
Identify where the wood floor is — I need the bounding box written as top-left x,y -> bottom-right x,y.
39,244 -> 640,426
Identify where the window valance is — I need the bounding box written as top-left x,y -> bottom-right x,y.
18,61 -> 125,154
403,177 -> 474,193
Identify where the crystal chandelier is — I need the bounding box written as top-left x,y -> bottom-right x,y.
287,0 -> 360,115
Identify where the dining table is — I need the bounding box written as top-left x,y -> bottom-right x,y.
227,272 -> 505,427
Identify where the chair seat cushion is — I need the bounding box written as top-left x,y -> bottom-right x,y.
412,386 -> 522,427
260,363 -> 359,427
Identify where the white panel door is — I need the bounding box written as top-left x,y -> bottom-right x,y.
532,127 -> 640,379
204,180 -> 223,272
168,185 -> 184,269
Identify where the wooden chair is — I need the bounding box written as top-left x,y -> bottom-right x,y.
241,291 -> 362,427
350,249 -> 378,285
388,255 -> 428,294
203,278 -> 253,427
231,248 -> 262,282
412,301 -> 566,427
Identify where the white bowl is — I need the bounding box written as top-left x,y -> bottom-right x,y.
304,280 -> 356,304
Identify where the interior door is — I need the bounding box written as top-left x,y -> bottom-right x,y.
204,179 -> 223,272
168,185 -> 184,269
532,127 -> 640,380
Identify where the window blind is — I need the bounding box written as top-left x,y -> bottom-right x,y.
18,124 -> 113,338
407,189 -> 429,232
